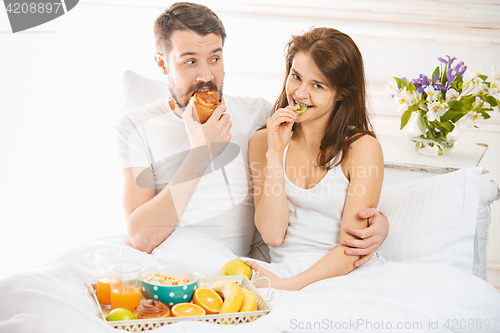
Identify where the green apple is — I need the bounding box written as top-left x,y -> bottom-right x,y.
106,308 -> 136,321
220,259 -> 252,280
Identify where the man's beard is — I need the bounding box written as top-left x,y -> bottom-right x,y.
167,73 -> 224,109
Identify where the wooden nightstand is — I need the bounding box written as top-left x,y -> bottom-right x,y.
379,135 -> 489,187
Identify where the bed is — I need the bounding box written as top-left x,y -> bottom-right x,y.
1,71 -> 499,333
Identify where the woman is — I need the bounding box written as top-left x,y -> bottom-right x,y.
247,27 -> 384,290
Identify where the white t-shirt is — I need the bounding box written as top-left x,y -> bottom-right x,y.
116,96 -> 271,257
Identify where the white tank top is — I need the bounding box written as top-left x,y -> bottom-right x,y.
268,141 -> 350,265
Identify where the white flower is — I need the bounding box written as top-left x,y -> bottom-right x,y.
464,111 -> 484,128
427,101 -> 447,122
481,82 -> 490,94
395,95 -> 409,113
490,80 -> 500,99
491,67 -> 500,81
405,88 -> 420,104
424,86 -> 439,102
472,96 -> 483,109
445,88 -> 460,102
468,68 -> 483,81
461,80 -> 473,96
386,77 -> 400,96
394,87 -> 418,113
462,78 -> 483,96
461,68 -> 483,95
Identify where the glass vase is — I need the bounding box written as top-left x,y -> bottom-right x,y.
405,113 -> 460,156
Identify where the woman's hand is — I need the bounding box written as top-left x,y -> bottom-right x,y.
265,107 -> 298,154
245,260 -> 297,291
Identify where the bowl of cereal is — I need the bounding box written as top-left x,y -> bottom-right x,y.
141,265 -> 200,307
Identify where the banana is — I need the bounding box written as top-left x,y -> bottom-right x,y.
239,288 -> 257,312
209,280 -> 244,314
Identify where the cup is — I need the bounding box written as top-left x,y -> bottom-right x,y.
110,261 -> 142,312
95,248 -> 123,308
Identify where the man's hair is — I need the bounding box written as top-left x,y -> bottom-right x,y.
154,2 -> 226,55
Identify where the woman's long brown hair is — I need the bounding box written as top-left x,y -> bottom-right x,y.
271,27 -> 375,169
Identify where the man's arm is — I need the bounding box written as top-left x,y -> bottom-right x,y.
123,147 -> 212,253
123,100 -> 231,253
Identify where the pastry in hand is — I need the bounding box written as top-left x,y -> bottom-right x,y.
193,90 -> 220,124
135,300 -> 171,319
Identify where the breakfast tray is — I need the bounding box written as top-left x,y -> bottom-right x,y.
85,275 -> 272,331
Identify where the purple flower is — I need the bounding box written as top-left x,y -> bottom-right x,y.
446,67 -> 456,83
433,83 -> 446,90
438,55 -> 456,66
413,74 -> 431,92
431,73 -> 445,90
449,57 -> 456,67
447,61 -> 467,83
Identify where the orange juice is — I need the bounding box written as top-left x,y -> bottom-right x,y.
111,285 -> 141,311
96,277 -> 111,305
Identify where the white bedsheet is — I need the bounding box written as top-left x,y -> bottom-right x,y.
1,231 -> 499,333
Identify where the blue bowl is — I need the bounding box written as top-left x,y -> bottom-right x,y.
141,265 -> 200,307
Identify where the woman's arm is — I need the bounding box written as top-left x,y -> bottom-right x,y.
248,108 -> 298,246
249,130 -> 290,246
249,135 -> 384,290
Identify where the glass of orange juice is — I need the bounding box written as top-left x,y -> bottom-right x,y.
95,249 -> 122,309
110,261 -> 142,312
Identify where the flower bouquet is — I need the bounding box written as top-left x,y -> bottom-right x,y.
387,56 -> 500,155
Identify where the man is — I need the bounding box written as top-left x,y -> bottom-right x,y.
117,2 -> 388,267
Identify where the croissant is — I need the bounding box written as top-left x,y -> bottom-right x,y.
135,300 -> 171,319
193,90 -> 220,124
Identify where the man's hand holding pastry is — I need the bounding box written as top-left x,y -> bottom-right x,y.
183,95 -> 231,162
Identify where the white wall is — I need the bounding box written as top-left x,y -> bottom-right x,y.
1,0 -> 499,287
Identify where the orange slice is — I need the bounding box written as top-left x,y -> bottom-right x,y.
171,302 -> 206,317
193,287 -> 224,314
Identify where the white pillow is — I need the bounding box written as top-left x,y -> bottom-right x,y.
378,167 -> 485,276
474,179 -> 500,279
121,70 -> 170,112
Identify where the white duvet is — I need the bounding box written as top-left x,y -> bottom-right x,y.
1,229 -> 499,333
